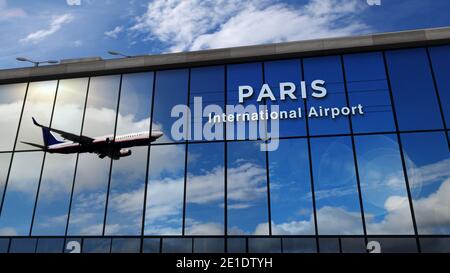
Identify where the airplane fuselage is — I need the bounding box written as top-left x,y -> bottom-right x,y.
46,131 -> 161,157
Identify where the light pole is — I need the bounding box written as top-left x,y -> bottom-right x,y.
107,50 -> 133,58
16,57 -> 59,67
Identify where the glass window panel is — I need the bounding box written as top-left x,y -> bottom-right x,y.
318,238 -> 340,253
190,66 -> 225,141
82,238 -> 111,253
227,141 -> 268,235
16,80 -> 58,151
67,75 -> 120,235
282,238 -> 317,253
420,238 -> 450,253
162,238 -> 192,253
355,134 -> 415,235
105,73 -> 153,235
304,56 -> 350,135
227,238 -> 246,253
343,52 -> 395,133
152,69 -> 189,144
105,147 -> 147,235
144,144 -> 185,235
0,238 -> 9,253
368,237 -> 417,253
36,238 -> 64,253
429,46 -> 450,125
269,138 -> 314,235
248,238 -> 281,253
32,78 -> 88,235
264,59 -> 306,137
32,154 -> 77,235
0,152 -> 44,235
0,83 -> 27,151
193,238 -> 225,253
386,48 -> 443,131
340,237 -> 366,253
185,142 -> 224,235
111,238 -> 141,253
310,136 -> 363,235
142,238 -> 160,253
401,132 -> 450,234
227,63 -> 264,140
9,238 -> 37,253
0,153 -> 12,211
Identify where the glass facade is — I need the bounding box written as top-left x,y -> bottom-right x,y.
0,45 -> 449,253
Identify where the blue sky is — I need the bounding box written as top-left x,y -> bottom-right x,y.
0,0 -> 449,69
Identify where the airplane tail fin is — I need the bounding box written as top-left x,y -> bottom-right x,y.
20,141 -> 46,150
32,117 -> 63,146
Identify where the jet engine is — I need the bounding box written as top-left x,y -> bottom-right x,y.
119,149 -> 132,157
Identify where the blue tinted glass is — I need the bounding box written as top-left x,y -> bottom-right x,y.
82,238 -> 111,253
310,136 -> 363,235
142,238 -> 160,253
111,238 -> 141,253
105,72 -> 153,236
227,63 -> 264,140
429,46 -> 450,126
248,238 -> 281,253
162,238 -> 192,253
386,48 -> 443,131
282,238 -> 317,253
193,238 -> 225,253
268,138 -> 314,235
185,142 -> 224,235
0,153 -> 12,212
16,81 -> 58,151
32,78 -> 88,236
9,238 -> 37,253
0,238 -> 9,253
152,69 -> 189,144
190,66 -> 225,141
0,83 -> 27,151
67,75 -> 120,236
401,132 -> 450,234
304,56 -> 350,135
227,141 -> 268,235
355,134 -> 415,235
144,144 -> 185,235
36,238 -> 64,253
0,152 -> 43,235
227,238 -> 246,253
264,59 -> 306,137
343,52 -> 395,133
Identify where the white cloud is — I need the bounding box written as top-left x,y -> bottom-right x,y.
66,0 -> 81,6
105,26 -> 124,39
0,0 -> 27,20
130,0 -> 369,52
20,13 -> 74,44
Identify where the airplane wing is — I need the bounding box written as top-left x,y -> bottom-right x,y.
32,117 -> 94,144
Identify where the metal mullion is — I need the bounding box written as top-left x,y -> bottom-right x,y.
301,58 -> 320,252
340,55 -> 368,243
0,82 -> 29,215
262,62 -> 272,236
182,69 -> 191,235
65,77 -> 91,236
140,72 -> 157,252
425,47 -> 450,151
29,79 -> 60,235
102,74 -> 123,236
382,51 -> 421,252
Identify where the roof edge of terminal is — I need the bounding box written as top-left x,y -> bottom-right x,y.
1,26 -> 450,84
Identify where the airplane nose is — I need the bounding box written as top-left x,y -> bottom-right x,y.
153,130 -> 163,138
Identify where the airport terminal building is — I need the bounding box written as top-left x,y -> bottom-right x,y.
0,27 -> 449,253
